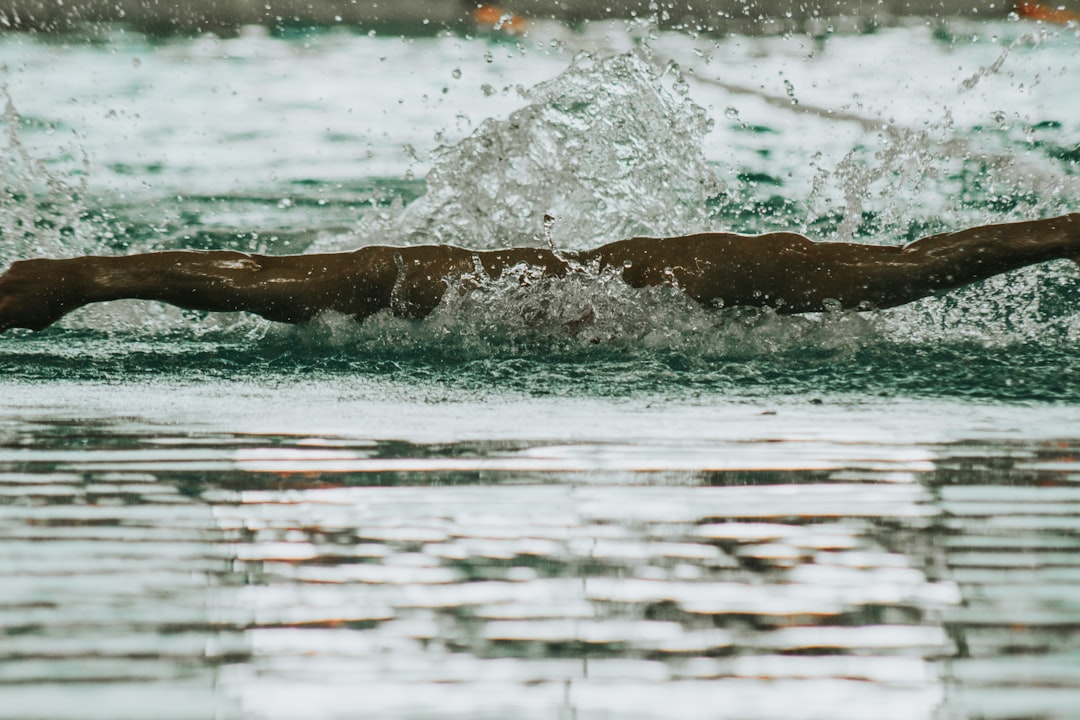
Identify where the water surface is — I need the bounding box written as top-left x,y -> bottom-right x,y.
2,16 -> 1080,719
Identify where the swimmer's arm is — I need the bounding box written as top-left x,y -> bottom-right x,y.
0,249 -> 396,332
710,214 -> 1080,312
4,215 -> 1078,333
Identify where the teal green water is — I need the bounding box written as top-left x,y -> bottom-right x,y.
1,18 -> 1080,720
3,329 -> 1080,401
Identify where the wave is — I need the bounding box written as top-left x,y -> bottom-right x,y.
312,51 -> 724,251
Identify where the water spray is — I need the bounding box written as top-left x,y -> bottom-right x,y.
542,213 -> 556,252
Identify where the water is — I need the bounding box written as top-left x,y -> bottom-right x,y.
1,15 -> 1080,720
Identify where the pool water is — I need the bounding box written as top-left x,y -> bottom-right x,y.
1,15 -> 1080,720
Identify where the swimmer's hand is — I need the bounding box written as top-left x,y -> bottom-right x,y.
0,258 -> 88,333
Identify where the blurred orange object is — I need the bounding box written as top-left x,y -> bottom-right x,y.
1015,0 -> 1080,23
474,4 -> 529,33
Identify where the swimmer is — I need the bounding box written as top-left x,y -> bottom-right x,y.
0,214 -> 1077,333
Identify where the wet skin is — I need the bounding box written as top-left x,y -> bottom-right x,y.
0,214 -> 1078,333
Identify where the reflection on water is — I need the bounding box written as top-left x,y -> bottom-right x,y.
3,413 -> 1080,719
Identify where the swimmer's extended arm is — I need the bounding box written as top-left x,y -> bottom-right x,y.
0,248 -> 398,332
706,213 -> 1080,312
0,243 -> 567,331
0,214 -> 1077,333
580,214 -> 1080,312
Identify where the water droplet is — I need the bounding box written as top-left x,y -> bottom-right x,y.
782,78 -> 798,106
451,67 -> 462,79
542,214 -> 556,251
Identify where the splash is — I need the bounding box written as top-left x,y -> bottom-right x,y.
347,51 -> 724,250
0,86 -> 94,268
685,25 -> 1077,243
284,263 -> 884,363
